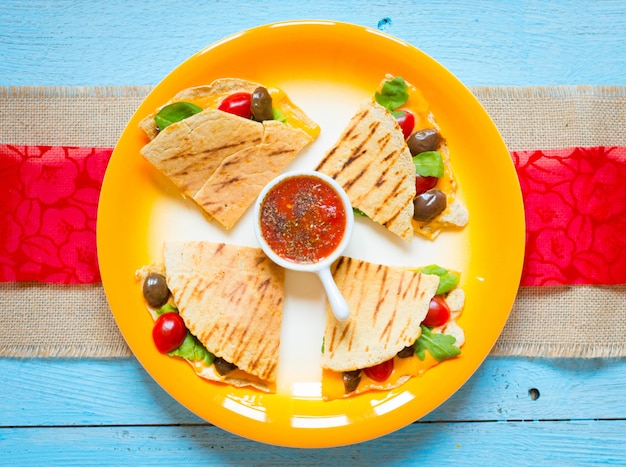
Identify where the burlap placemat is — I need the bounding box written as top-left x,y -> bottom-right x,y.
1,85 -> 625,358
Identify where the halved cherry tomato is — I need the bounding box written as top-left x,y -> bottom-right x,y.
363,359 -> 394,382
218,92 -> 252,119
152,312 -> 187,353
415,174 -> 439,196
395,110 -> 415,139
423,295 -> 451,327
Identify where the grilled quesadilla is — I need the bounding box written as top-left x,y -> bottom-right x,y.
137,241 -> 285,392
320,257 -> 464,400
139,78 -> 320,230
316,75 -> 468,241
315,99 -> 416,241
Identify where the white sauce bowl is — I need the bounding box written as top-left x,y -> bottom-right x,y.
253,170 -> 354,321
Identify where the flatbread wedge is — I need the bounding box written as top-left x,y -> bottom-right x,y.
321,256 -> 439,371
140,78 -> 319,230
137,241 -> 285,392
320,256 -> 438,400
315,100 -> 416,241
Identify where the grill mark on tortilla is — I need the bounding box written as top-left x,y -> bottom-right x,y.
376,133 -> 392,155
342,108 -> 370,140
403,273 -> 420,300
379,306 -> 397,345
341,164 -> 366,191
372,264 -> 387,325
226,280 -> 246,310
231,289 -> 279,380
374,162 -> 393,189
341,322 -> 354,352
379,178 -> 411,225
340,122 -> 380,173
317,110 -> 378,176
328,326 -> 339,353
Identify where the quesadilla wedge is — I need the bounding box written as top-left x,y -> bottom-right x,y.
139,78 -> 320,230
137,241 -> 285,392
317,75 -> 468,241
315,99 -> 416,241
320,257 -> 465,400
377,75 -> 469,239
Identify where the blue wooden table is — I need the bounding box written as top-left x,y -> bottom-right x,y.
2,1 -> 626,464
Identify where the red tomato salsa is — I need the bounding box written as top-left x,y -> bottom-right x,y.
260,175 -> 346,263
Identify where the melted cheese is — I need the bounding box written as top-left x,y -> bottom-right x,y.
174,86 -> 320,140
321,352 -> 440,401
191,358 -> 276,393
403,81 -> 465,239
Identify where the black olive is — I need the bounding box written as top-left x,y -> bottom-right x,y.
251,86 -> 273,121
214,357 -> 238,376
142,273 -> 170,308
413,189 -> 447,222
407,128 -> 441,156
342,370 -> 362,393
397,345 -> 415,358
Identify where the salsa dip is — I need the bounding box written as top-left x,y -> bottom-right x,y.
253,171 -> 354,320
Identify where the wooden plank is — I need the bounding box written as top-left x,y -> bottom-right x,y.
0,1 -> 624,86
1,421 -> 624,465
1,357 -> 625,427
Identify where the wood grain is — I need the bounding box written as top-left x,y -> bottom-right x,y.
1,1 -> 625,87
2,357 -> 626,427
1,421 -> 625,465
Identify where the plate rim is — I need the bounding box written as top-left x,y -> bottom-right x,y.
97,19 -> 525,448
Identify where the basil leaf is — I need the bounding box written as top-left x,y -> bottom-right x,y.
168,332 -> 215,367
155,102 -> 202,131
375,76 -> 409,111
272,107 -> 287,123
414,325 -> 461,362
419,264 -> 460,295
413,151 -> 444,178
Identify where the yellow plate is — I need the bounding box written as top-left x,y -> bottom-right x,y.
97,20 -> 525,447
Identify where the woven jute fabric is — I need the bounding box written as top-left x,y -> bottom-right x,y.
1,85 -> 625,358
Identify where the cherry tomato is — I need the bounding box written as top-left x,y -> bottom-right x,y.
395,110 -> 415,139
152,312 -> 187,353
218,92 -> 252,119
415,174 -> 439,196
363,359 -> 394,382
423,295 -> 451,327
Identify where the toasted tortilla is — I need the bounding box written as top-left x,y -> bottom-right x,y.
320,256 -> 440,372
315,100 -> 416,241
163,241 -> 285,385
140,78 -> 318,230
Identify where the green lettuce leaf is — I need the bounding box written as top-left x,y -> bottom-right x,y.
154,101 -> 202,130
168,332 -> 215,367
272,107 -> 287,123
156,303 -> 177,316
414,325 -> 461,361
353,207 -> 368,217
413,151 -> 444,178
419,264 -> 460,295
375,76 -> 409,111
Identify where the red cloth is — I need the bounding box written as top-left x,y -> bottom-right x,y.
0,145 -> 111,283
1,143 -> 625,285
514,146 -> 626,285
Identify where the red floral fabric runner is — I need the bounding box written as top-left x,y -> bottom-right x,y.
1,143 -> 625,286
516,146 -> 626,285
0,145 -> 112,283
